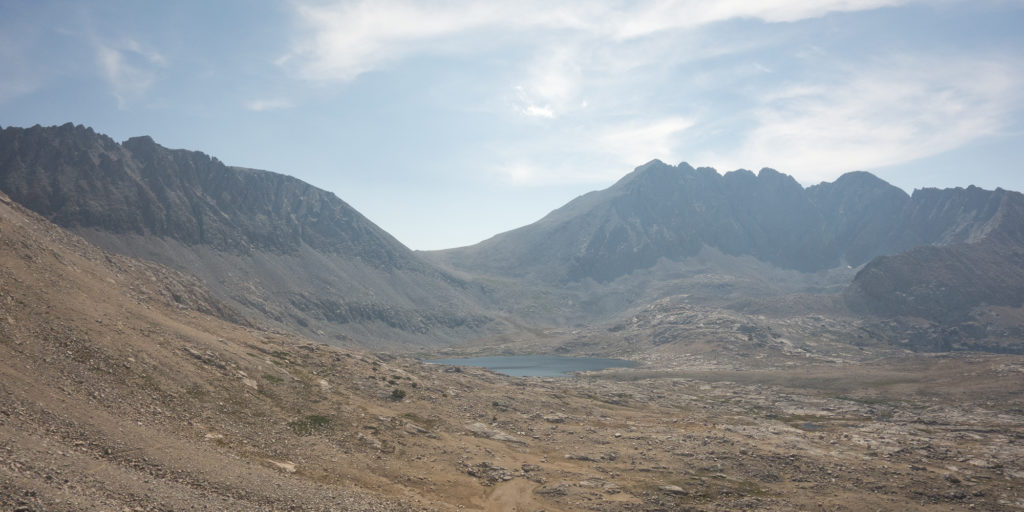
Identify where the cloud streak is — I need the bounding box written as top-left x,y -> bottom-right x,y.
282,0 -> 911,83
245,98 -> 294,112
703,56 -> 1024,183
611,0 -> 913,38
494,115 -> 695,186
95,39 -> 165,108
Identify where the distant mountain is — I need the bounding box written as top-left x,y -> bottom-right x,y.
432,160 -> 1020,283
434,160 -> 978,284
433,161 -> 818,283
4,124 -> 1020,353
427,159 -> 1024,352
0,123 -> 504,347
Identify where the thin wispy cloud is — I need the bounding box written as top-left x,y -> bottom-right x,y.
0,78 -> 39,105
611,0 -> 912,38
95,39 -> 165,108
245,98 -> 294,112
493,115 -> 696,186
599,117 -> 696,169
0,33 -> 45,104
514,45 -> 585,119
521,104 -> 555,119
703,55 -> 1024,183
280,1 -> 503,82
282,0 -> 912,83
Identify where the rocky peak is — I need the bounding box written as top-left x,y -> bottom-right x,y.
123,134 -> 157,148
611,159 -> 679,190
723,168 -> 756,182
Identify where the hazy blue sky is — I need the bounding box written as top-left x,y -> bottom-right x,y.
2,1 -> 1023,249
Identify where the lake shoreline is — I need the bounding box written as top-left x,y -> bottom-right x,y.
422,354 -> 637,377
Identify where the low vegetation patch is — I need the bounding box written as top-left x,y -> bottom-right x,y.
288,414 -> 332,436
400,412 -> 440,429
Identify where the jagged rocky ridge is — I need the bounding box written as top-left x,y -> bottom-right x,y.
0,123 -> 504,348
432,160 -> 1021,284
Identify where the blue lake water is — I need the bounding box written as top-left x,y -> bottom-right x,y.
423,355 -> 636,377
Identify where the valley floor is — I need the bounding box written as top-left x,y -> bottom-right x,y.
3,322 -> 1022,511
2,194 -> 1023,511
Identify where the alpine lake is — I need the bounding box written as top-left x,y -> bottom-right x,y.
423,354 -> 636,377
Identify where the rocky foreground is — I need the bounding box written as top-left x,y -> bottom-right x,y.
2,191 -> 1024,511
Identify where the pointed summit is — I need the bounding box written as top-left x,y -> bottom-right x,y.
612,160 -> 702,196
616,159 -> 671,182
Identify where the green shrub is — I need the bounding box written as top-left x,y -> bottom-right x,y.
288,414 -> 331,436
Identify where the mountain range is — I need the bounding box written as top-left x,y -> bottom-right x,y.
0,123 -> 504,348
4,176 -> 1021,511
2,123 -> 1022,353
430,159 -> 1020,283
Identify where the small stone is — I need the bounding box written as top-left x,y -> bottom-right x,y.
660,485 -> 687,495
267,459 -> 296,473
404,423 -> 428,435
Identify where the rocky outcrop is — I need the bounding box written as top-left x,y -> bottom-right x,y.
844,188 -> 1024,322
836,187 -> 1024,352
846,240 -> 1024,322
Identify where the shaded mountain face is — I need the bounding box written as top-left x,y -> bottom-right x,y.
804,170 -> 912,267
0,123 -> 412,264
0,123 -> 502,347
430,161 -> 835,283
431,160 -> 1019,285
844,188 -> 1024,331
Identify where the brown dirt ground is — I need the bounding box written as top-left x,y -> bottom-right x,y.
2,193 -> 1023,511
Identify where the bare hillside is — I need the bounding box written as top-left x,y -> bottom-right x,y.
2,190 -> 1024,511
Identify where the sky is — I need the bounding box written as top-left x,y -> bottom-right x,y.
1,1 -> 1023,250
